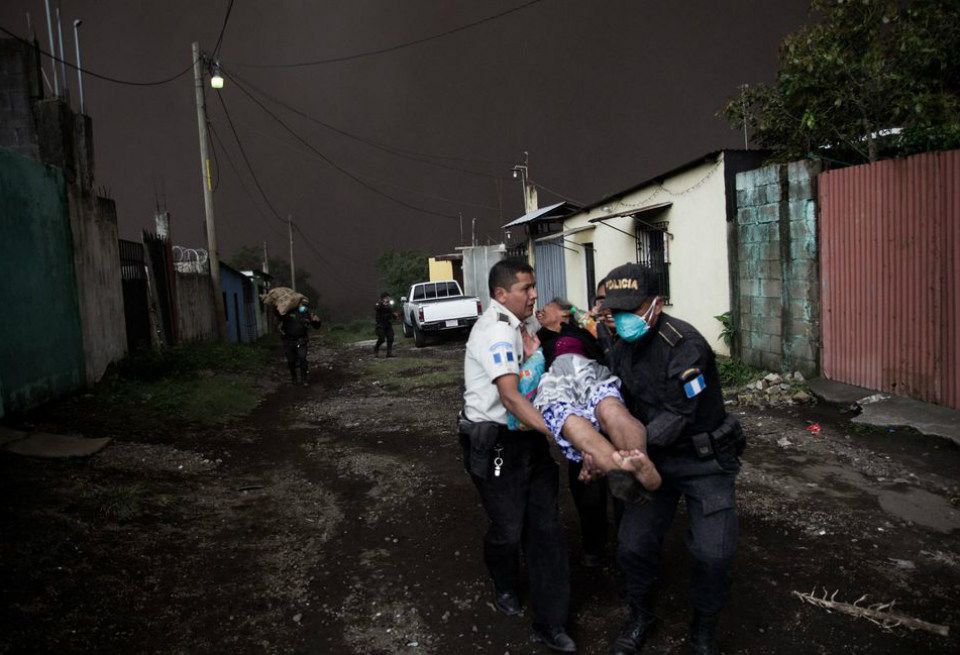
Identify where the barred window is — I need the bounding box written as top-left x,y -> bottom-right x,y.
635,221 -> 670,301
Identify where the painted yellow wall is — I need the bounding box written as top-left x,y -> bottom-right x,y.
428,258 -> 454,281
561,155 -> 732,355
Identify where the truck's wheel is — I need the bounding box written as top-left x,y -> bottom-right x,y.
413,324 -> 426,348
402,319 -> 413,338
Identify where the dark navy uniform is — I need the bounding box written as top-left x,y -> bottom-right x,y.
374,297 -> 395,357
610,314 -> 742,627
278,308 -> 320,384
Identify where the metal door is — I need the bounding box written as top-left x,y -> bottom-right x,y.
533,237 -> 567,307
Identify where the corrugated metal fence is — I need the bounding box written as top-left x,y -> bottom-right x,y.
819,149 -> 960,409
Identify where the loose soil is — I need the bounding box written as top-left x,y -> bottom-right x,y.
2,337 -> 959,654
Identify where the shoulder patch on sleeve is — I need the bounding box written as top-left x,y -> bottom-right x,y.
680,367 -> 701,383
658,321 -> 683,347
488,340 -> 516,365
683,373 -> 706,398
497,312 -> 511,324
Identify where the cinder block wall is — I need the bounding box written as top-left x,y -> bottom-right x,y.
0,39 -> 40,160
735,160 -> 822,376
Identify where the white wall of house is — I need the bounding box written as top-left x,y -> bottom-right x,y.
562,154 -> 733,355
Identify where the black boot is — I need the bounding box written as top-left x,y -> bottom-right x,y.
608,607 -> 657,655
688,612 -> 720,655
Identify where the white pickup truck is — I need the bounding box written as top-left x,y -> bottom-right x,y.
401,280 -> 482,347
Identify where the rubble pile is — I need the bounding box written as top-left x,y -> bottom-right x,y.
730,371 -> 814,408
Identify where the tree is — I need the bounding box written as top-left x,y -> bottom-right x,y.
376,249 -> 428,301
228,245 -> 320,305
722,0 -> 960,163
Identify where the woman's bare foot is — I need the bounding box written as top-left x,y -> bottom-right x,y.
614,449 -> 662,491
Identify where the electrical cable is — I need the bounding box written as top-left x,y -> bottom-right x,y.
221,113 -> 502,213
225,73 -> 459,220
213,120 -> 358,292
215,90 -> 287,224
528,178 -> 584,206
207,122 -> 221,192
209,122 -> 286,238
0,24 -> 192,87
227,69 -> 509,175
213,0 -> 236,56
228,0 -> 547,68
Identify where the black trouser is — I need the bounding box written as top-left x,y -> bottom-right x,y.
469,431 -> 570,629
282,337 -> 308,381
374,322 -> 394,353
568,460 -> 611,557
617,454 -> 739,617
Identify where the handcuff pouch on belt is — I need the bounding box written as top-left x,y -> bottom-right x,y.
457,412 -> 501,479
691,415 -> 746,460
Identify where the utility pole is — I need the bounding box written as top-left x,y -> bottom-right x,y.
459,212 -> 463,245
511,151 -> 538,213
55,4 -> 67,99
72,19 -> 84,114
43,0 -> 58,95
471,216 -> 476,246
288,215 -> 296,292
262,241 -> 270,275
192,41 -> 227,340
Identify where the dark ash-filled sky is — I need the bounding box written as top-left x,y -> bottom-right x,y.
2,0 -> 810,315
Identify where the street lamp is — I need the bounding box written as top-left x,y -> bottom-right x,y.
210,61 -> 224,89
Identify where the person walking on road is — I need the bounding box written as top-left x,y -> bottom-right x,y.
277,301 -> 321,386
458,258 -> 576,653
601,263 -> 745,655
373,292 -> 397,358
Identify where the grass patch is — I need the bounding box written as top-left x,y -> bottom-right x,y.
116,339 -> 274,382
359,354 -> 461,392
79,483 -> 147,521
319,318 -> 375,347
385,369 -> 462,392
717,356 -> 764,388
137,375 -> 262,425
89,339 -> 274,426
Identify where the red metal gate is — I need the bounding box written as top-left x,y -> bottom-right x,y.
819,149 -> 960,409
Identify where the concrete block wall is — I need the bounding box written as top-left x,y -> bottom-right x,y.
68,191 -> 128,383
0,39 -> 40,160
735,160 -> 822,376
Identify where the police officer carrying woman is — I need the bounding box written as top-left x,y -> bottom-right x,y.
600,263 -> 745,655
459,258 -> 576,653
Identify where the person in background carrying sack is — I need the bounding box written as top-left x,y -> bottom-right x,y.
277,300 -> 321,386
459,258 -> 576,653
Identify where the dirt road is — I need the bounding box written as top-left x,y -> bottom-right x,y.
2,337 -> 959,654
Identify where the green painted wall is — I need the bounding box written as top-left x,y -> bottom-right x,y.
0,148 -> 85,414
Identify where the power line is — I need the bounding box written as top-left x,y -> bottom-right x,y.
215,90 -> 287,224
228,0 -> 548,68
225,72 -> 459,220
528,178 -> 584,206
221,113 -> 502,213
209,122 -> 286,238
0,24 -> 192,87
227,69 -> 509,175
213,0 -> 236,56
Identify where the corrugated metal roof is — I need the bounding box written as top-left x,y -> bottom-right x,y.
501,201 -> 571,228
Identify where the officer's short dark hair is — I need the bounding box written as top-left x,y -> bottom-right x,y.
380,291 -> 390,299
489,258 -> 534,296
